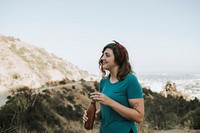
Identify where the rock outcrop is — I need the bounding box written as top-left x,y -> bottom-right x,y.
160,81 -> 188,100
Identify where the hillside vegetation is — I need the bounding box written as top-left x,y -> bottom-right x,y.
0,79 -> 199,133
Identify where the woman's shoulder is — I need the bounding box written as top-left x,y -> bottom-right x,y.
100,76 -> 109,84
125,73 -> 138,80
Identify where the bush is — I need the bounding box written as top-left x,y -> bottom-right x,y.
181,107 -> 200,129
143,87 -> 200,130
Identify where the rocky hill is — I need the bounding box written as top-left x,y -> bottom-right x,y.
0,35 -> 97,89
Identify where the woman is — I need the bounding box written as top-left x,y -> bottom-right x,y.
83,40 -> 144,133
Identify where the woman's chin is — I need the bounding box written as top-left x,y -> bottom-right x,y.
102,65 -> 108,70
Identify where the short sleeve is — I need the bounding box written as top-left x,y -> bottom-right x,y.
127,74 -> 143,99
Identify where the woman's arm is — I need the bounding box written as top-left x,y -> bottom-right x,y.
110,98 -> 144,123
91,92 -> 144,123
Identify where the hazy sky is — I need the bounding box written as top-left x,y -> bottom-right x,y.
0,0 -> 200,75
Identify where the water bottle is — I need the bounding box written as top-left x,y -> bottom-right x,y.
84,100 -> 96,130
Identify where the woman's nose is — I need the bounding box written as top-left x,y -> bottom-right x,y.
101,55 -> 105,60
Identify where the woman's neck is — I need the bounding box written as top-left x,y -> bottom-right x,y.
109,66 -> 119,83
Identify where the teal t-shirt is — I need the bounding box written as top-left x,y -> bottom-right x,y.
99,73 -> 143,133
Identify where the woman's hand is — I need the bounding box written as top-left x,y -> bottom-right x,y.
82,110 -> 88,124
82,108 -> 101,123
90,92 -> 113,106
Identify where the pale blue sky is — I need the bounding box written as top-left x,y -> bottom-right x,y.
0,0 -> 200,75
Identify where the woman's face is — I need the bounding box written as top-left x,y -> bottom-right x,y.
101,48 -> 118,71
